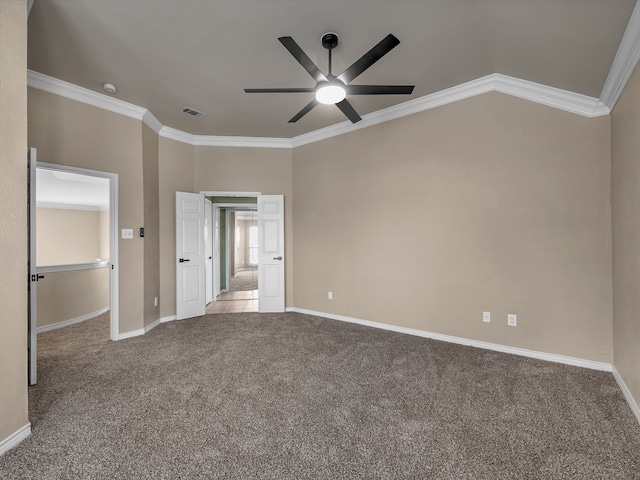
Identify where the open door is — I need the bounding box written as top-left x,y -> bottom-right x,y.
27,148 -> 38,385
258,195 -> 285,312
176,192 -> 206,320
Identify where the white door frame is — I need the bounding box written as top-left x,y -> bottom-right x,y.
36,162 -> 120,341
201,192 -> 261,297
199,191 -> 285,313
204,198 -> 213,305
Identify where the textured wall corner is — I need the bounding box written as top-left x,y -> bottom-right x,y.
0,0 -> 30,446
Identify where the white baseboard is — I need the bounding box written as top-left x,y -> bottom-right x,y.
144,317 -> 161,333
160,315 -> 177,323
37,307 -> 110,334
117,317 -> 161,340
117,328 -> 144,340
285,307 -> 612,372
613,366 -> 640,425
0,423 -> 31,457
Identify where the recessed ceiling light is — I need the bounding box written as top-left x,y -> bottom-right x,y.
103,82 -> 117,94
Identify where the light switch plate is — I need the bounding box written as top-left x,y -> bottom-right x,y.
122,228 -> 133,239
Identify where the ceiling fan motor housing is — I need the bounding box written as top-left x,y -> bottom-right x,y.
321,33 -> 339,50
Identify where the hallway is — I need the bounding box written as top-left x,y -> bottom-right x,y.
207,268 -> 258,314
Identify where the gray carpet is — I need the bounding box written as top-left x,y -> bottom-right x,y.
230,268 -> 258,292
1,312 -> 639,479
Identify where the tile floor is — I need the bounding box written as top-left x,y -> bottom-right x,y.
206,289 -> 259,314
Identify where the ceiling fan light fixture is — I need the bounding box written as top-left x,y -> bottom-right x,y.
315,84 -> 346,105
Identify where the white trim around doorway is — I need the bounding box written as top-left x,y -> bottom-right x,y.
201,191 -> 261,304
36,162 -> 120,341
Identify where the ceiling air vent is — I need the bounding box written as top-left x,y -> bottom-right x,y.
181,107 -> 206,118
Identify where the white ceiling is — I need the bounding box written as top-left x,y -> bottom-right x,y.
37,169 -> 110,210
27,0 -> 636,138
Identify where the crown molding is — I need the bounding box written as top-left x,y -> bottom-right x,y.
192,134 -> 292,149
142,110 -> 163,135
600,1 -> 640,110
28,70 -> 610,150
291,74 -> 608,148
292,74 -> 496,148
27,70 -> 147,121
158,126 -> 197,145
493,74 -> 609,118
159,126 -> 292,148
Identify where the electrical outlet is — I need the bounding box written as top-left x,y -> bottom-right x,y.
483,311 -> 491,323
328,292 -> 333,300
508,314 -> 517,327
154,297 -> 158,307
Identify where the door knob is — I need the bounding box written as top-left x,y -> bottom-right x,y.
273,256 -> 283,261
179,258 -> 191,263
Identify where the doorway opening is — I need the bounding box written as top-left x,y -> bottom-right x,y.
207,208 -> 258,314
175,191 -> 284,320
34,162 -> 119,341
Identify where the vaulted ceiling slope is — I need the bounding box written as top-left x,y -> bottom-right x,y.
28,0 -> 637,140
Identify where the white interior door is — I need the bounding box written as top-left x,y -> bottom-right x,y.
176,192 -> 206,320
204,198 -> 213,305
27,148 -> 38,385
258,195 -> 285,312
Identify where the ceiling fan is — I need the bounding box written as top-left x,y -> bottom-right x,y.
244,33 -> 415,124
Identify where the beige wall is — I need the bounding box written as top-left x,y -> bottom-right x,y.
36,208 -> 102,265
159,136 -> 195,318
28,88 -> 145,334
158,143 -> 293,314
194,146 -> 294,306
293,92 -> 612,362
0,0 -> 29,447
37,267 -> 110,329
611,63 -> 640,413
142,125 -> 160,326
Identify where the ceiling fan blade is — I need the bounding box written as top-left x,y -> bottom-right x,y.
289,99 -> 319,123
336,99 -> 362,123
278,37 -> 328,83
244,88 -> 316,93
337,34 -> 400,85
346,85 -> 415,95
